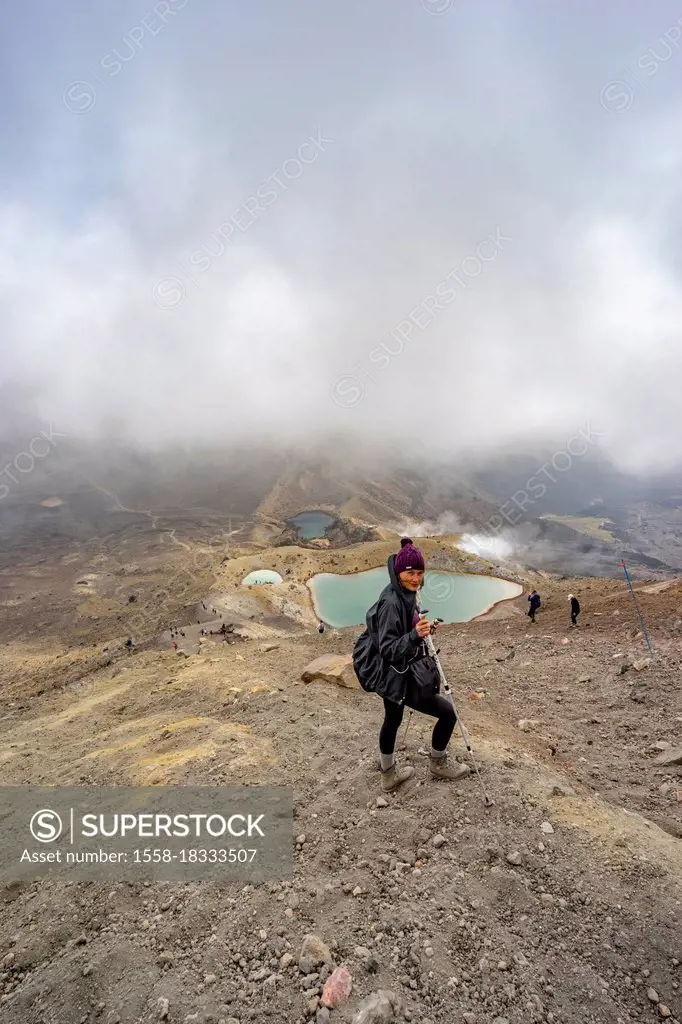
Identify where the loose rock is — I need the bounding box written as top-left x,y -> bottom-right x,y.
654,746 -> 682,767
517,719 -> 541,732
352,989 -> 399,1023
300,934 -> 333,975
321,965 -> 352,1008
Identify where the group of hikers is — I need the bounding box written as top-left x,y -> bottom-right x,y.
352,536 -> 584,795
527,589 -> 581,626
167,617 -> 236,651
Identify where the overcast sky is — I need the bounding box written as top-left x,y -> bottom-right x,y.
1,0 -> 681,472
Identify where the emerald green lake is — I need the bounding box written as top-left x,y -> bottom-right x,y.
288,511 -> 335,539
308,568 -> 522,628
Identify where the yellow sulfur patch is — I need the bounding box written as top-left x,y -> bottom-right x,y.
82,735 -> 149,760
162,717 -> 212,732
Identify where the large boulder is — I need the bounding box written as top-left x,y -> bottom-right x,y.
301,654 -> 359,690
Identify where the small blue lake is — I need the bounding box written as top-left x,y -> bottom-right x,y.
308,567 -> 522,628
242,570 -> 284,585
288,510 -> 336,539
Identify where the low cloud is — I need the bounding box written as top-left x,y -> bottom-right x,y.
2,2 -> 682,471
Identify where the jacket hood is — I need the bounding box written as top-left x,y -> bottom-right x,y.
387,553 -> 400,592
387,553 -> 417,617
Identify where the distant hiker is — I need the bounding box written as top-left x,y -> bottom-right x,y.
318,621 -> 325,634
353,537 -> 471,792
569,593 -> 580,627
172,642 -> 178,650
527,590 -> 541,623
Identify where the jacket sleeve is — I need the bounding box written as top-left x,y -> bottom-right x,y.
376,597 -> 419,665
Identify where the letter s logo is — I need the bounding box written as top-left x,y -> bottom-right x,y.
30,809 -> 63,843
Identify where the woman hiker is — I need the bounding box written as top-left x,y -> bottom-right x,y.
353,537 -> 471,793
569,593 -> 580,627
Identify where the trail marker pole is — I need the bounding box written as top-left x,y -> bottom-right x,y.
621,559 -> 654,656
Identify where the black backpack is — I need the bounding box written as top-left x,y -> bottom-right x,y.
352,627 -> 381,693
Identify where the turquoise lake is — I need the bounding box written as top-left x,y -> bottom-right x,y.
288,511 -> 336,539
308,568 -> 522,628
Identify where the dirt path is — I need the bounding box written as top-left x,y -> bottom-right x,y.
84,477 -> 161,529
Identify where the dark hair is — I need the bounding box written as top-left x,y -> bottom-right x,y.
400,536 -> 413,547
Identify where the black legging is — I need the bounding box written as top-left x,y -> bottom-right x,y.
379,694 -> 457,755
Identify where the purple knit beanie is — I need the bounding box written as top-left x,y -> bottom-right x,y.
394,536 -> 425,575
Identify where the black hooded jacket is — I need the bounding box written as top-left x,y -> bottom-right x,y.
570,596 -> 580,615
352,554 -> 422,703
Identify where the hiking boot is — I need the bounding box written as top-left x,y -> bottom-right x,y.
429,754 -> 471,781
380,762 -> 415,792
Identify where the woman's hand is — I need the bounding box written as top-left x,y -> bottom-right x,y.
415,615 -> 431,639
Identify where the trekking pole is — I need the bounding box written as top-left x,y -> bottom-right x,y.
418,602 -> 494,808
621,560 -> 654,656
